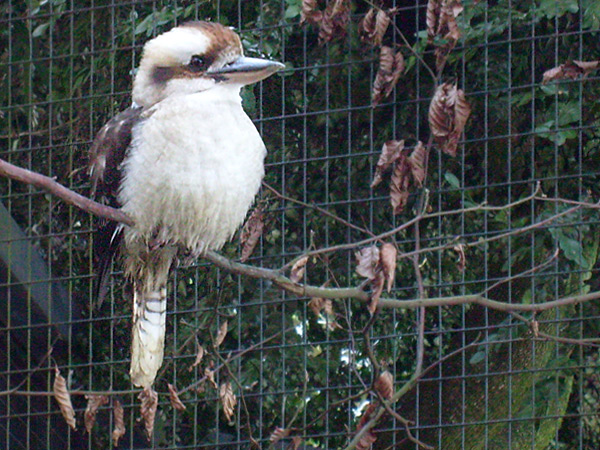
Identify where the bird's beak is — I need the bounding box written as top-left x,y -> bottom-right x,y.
209,56 -> 285,85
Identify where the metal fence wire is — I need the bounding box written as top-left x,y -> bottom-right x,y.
1,0 -> 599,449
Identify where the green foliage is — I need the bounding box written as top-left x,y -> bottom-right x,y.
1,0 -> 600,448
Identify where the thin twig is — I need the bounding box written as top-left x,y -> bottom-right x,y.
262,181 -> 374,238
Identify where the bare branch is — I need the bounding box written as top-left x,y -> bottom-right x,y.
0,158 -> 133,226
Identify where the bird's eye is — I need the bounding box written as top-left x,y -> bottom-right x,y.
189,55 -> 205,71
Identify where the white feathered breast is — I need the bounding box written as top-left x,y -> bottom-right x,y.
119,85 -> 266,253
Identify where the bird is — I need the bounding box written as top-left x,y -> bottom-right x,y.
88,21 -> 284,388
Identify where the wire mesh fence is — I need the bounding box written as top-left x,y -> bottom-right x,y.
1,0 -> 599,449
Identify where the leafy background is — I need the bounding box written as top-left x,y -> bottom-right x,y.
0,0 -> 599,449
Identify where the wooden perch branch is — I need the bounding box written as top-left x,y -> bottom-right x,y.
0,158 -> 133,226
1,157 -> 599,315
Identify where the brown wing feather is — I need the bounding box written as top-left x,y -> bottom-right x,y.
89,106 -> 144,306
90,106 -> 145,202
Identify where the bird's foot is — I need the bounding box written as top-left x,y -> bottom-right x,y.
180,246 -> 206,267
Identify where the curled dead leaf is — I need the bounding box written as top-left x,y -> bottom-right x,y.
427,0 -> 463,70
189,341 -> 205,372
440,1 -> 461,41
369,270 -> 385,315
356,402 -> 379,450
358,402 -> 378,428
356,429 -> 377,450
269,426 -> 290,444
138,387 -> 158,441
360,8 -> 394,47
112,400 -> 125,447
356,245 -> 386,314
380,243 -> 397,293
390,150 -> 412,214
308,297 -> 326,317
301,0 -> 323,24
374,370 -> 394,399
359,9 -> 377,42
542,60 -> 600,84
454,243 -> 466,271
426,0 -> 441,43
215,320 -> 228,348
408,141 -> 427,187
84,394 -> 108,433
219,381 -> 237,422
240,206 -> 265,262
318,0 -> 350,44
309,297 -> 340,330
372,47 -> 405,105
290,255 -> 309,283
205,368 -> 218,389
356,245 -> 380,280
291,436 -> 304,450
428,82 -> 471,156
371,140 -> 404,188
53,367 -> 76,430
168,383 -> 186,411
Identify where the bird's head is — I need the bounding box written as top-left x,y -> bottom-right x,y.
132,21 -> 284,108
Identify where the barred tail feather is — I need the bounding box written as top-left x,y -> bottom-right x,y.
130,286 -> 167,388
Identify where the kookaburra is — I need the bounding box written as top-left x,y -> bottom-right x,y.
89,21 -> 283,388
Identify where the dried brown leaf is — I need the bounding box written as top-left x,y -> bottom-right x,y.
215,320 -> 228,348
355,245 -> 380,280
84,394 -> 108,433
168,383 -> 187,411
429,83 -> 454,137
452,88 -> 471,136
358,402 -> 378,429
374,370 -> 394,399
440,2 -> 461,41
372,47 -> 405,105
574,60 -> 600,75
308,297 -> 325,317
290,436 -> 304,450
371,140 -> 404,188
204,361 -> 219,389
138,387 -> 158,441
356,429 -> 377,450
112,400 -> 126,447
360,8 -> 393,47
308,297 -> 340,329
542,60 -> 600,84
428,0 -> 463,70
454,243 -> 466,272
408,141 -> 427,187
270,427 -> 290,444
322,298 -> 334,317
428,82 -> 471,157
290,255 -> 309,283
390,151 -> 411,214
356,403 -> 379,450
53,367 -> 76,430
301,0 -> 323,24
379,243 -> 397,293
189,341 -> 205,372
369,270 -> 385,315
240,206 -> 265,262
219,381 -> 237,422
318,0 -> 350,44
426,0 -> 441,42
359,9 -> 377,43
